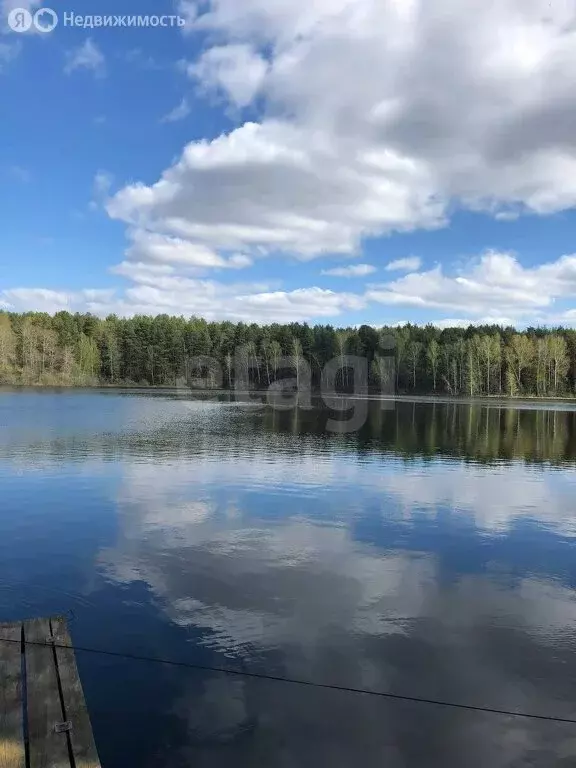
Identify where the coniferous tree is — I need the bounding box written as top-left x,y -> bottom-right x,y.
1,309 -> 576,397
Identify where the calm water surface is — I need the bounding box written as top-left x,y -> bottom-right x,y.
2,390 -> 576,767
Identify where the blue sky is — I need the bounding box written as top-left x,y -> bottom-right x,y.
2,0 -> 576,327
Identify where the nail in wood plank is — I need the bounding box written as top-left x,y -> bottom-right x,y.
50,618 -> 101,768
0,624 -> 25,768
25,618 -> 70,768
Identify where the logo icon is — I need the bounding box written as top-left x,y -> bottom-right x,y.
33,7 -> 58,32
7,7 -> 32,32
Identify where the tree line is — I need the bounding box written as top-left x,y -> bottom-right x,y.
1,310 -> 576,397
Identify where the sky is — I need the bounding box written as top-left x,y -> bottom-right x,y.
1,0 -> 576,328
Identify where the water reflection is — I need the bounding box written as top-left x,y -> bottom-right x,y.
2,392 -> 576,466
2,391 -> 576,766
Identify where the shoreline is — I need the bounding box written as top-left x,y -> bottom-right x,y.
1,383 -> 576,406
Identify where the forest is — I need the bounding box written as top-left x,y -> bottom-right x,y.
1,310 -> 576,397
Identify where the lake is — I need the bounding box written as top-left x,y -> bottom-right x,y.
2,389 -> 576,767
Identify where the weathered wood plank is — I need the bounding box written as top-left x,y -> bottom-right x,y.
0,624 -> 25,768
50,618 -> 100,768
25,618 -> 70,768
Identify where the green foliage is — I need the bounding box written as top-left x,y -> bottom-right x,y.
0,310 -> 575,396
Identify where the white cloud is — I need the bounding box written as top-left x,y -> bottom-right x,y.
1,272 -> 364,323
10,0 -> 576,327
385,257 -> 422,273
1,288 -> 114,315
160,97 -> 191,123
10,248 -> 576,326
107,120 -> 441,259
367,250 -> 576,324
188,0 -> 364,44
106,0 -> 576,271
235,286 -> 365,320
4,288 -> 72,307
8,246 -> 576,326
228,253 -> 253,269
110,261 -> 175,281
187,44 -> 269,108
124,229 -> 252,271
495,211 -> 520,222
176,0 -> 198,32
64,38 -> 105,77
322,264 -> 376,278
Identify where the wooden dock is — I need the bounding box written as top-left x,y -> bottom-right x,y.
0,616 -> 101,768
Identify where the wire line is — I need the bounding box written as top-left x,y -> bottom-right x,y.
1,635 -> 576,725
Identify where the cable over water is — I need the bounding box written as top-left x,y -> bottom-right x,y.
1,635 -> 575,726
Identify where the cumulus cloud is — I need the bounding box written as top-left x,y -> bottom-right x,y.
124,229 -> 248,270
367,250 -> 576,324
106,0 -> 576,275
176,0 -> 198,32
385,257 -> 422,273
8,248 -> 576,325
1,273 -> 364,323
322,264 -> 376,278
187,44 -> 269,108
107,120 -> 442,260
8,0 -> 576,326
1,288 -> 115,315
64,38 -> 105,77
